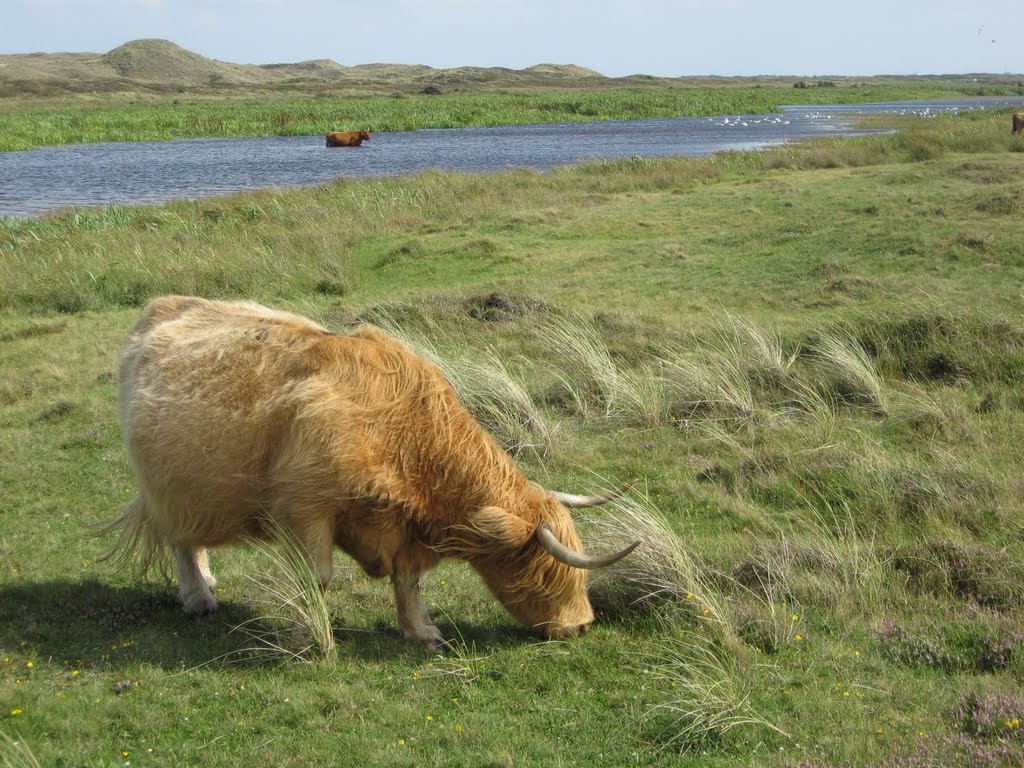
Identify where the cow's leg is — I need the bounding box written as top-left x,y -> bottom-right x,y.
392,573 -> 443,649
172,543 -> 218,615
196,546 -> 217,589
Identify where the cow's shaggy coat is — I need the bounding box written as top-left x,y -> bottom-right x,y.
105,296 -> 625,647
325,130 -> 371,147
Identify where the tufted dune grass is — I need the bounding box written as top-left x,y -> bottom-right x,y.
2,107 -> 1024,767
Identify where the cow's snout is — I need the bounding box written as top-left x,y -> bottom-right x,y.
545,619 -> 593,640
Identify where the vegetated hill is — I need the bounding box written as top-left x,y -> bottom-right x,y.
2,39 -> 1020,100
525,63 -> 604,78
0,38 -> 615,98
101,39 -> 258,85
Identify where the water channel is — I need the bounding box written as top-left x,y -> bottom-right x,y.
2,96 -> 1022,218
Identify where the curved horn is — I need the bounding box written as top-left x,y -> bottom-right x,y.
536,522 -> 640,569
549,482 -> 635,509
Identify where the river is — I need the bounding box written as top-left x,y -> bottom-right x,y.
2,96 -> 1022,218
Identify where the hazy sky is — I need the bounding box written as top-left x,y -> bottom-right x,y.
3,0 -> 1022,78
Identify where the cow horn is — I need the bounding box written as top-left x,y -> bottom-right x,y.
536,522 -> 640,569
549,482 -> 634,509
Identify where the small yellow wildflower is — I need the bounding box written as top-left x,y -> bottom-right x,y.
25,661 -> 33,668
792,614 -> 799,621
122,752 -> 130,758
454,724 -> 463,733
10,709 -> 24,716
843,691 -> 850,698
398,739 -> 406,746
425,715 -> 434,722
72,670 -> 80,677
795,634 -> 803,642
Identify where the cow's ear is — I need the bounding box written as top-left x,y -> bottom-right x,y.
468,506 -> 533,547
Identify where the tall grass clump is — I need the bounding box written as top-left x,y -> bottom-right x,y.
636,634 -> 784,753
654,316 -> 851,454
582,489 -> 784,751
733,498 -> 887,636
536,312 -> 669,425
233,524 -> 336,664
587,489 -> 728,627
801,499 -> 886,607
659,316 -> 798,430
364,312 -> 554,456
807,328 -> 887,413
533,313 -> 888,440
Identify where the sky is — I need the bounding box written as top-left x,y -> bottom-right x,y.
2,0 -> 1022,78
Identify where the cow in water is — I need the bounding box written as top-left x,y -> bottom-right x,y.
326,130 -> 371,147
104,296 -> 639,648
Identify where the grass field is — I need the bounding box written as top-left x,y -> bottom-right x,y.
2,107 -> 1024,767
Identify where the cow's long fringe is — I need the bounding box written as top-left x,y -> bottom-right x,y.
95,494 -> 169,580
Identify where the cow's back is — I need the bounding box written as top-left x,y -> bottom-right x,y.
119,297 -> 339,545
119,296 -> 520,550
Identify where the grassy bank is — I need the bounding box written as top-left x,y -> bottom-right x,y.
1,82 -> 1020,151
2,109 -> 1024,767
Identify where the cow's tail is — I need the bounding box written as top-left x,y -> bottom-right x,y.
95,494 -> 169,579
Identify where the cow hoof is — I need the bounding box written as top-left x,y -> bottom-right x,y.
404,624 -> 443,650
181,588 -> 218,616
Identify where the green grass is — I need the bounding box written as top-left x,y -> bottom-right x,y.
3,107 -> 1024,766
2,81 -> 1021,150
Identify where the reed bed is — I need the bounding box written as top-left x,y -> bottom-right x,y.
0,83 -> 1010,151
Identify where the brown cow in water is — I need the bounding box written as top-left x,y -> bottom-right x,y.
326,130 -> 371,147
104,296 -> 639,648
1013,113 -> 1024,135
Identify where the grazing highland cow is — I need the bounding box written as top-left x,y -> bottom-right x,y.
326,130 -> 371,147
1013,113 -> 1024,135
105,296 -> 638,648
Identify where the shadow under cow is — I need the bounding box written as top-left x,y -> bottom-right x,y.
0,579 -> 536,669
0,579 -> 261,671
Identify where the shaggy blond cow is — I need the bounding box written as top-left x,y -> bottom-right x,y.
1013,113 -> 1024,135
105,296 -> 638,647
